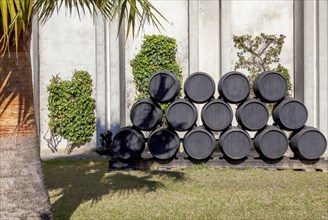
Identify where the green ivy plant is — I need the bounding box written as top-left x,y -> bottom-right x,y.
233,33 -> 292,96
130,35 -> 183,121
47,70 -> 96,153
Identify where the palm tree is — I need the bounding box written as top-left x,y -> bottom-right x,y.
0,1 -> 163,218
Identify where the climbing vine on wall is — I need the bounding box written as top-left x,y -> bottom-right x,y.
47,70 -> 96,153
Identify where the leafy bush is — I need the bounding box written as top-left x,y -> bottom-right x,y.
131,34 -> 183,101
47,70 -> 96,153
233,33 -> 292,96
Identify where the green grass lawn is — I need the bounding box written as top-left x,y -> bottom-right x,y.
43,159 -> 328,220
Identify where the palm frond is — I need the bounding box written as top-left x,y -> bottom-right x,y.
0,0 -> 33,55
1,0 -> 166,54
33,0 -> 114,23
112,0 -> 167,38
34,0 -> 166,38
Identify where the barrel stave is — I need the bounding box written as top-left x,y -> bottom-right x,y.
183,127 -> 216,160
289,126 -> 327,160
218,71 -> 250,104
218,127 -> 252,160
148,70 -> 180,103
272,97 -> 308,131
254,126 -> 288,159
130,99 -> 163,131
253,71 -> 287,103
236,98 -> 269,131
166,99 -> 198,131
148,127 -> 180,160
112,126 -> 145,160
201,99 -> 233,131
184,72 -> 215,103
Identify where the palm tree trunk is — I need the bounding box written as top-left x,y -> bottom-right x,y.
0,49 -> 52,219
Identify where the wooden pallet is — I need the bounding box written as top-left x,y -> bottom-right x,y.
108,146 -> 327,171
108,156 -> 328,172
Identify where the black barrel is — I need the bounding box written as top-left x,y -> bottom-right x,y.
218,127 -> 252,160
148,127 -> 180,160
253,71 -> 287,103
184,72 -> 215,103
148,70 -> 180,103
254,126 -> 288,159
236,98 -> 269,131
289,126 -> 327,160
166,99 -> 198,131
201,99 -> 233,131
130,99 -> 163,131
112,126 -> 145,160
218,71 -> 250,103
183,127 -> 216,160
272,97 -> 308,130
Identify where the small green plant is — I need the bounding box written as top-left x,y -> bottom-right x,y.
47,70 -> 96,153
96,130 -> 113,156
233,33 -> 292,96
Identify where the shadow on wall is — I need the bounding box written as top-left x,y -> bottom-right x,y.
111,123 -> 121,136
0,52 -> 37,135
43,160 -> 186,219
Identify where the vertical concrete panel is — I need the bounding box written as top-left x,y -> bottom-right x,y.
108,20 -> 124,134
220,1 -> 232,75
294,0 -> 304,102
88,16 -> 124,146
95,16 -> 107,146
198,1 -> 220,81
94,16 -> 123,138
189,1 -> 200,74
39,10 -> 96,151
318,0 -> 328,156
303,0 -> 317,127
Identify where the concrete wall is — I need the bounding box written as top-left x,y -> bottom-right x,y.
37,10 -> 97,151
33,0 -> 327,156
221,0 -> 294,82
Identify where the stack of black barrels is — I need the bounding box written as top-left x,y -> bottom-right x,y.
112,70 -> 327,162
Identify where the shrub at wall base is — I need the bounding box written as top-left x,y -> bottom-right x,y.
47,70 -> 96,153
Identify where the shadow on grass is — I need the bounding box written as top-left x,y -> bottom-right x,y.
43,159 -> 185,219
